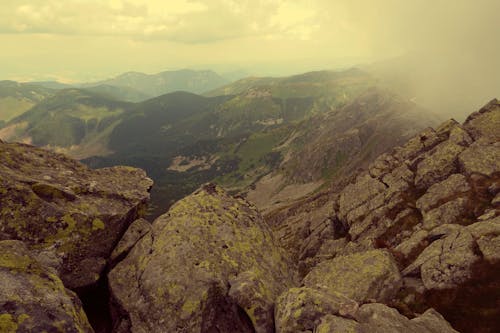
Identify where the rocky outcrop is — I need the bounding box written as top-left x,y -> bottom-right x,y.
0,240 -> 93,332
316,304 -> 458,333
108,184 -> 295,333
268,99 -> 500,333
0,141 -> 153,289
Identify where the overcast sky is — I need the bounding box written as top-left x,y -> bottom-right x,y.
1,0 -> 499,84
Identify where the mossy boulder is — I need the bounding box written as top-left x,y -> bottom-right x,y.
108,184 -> 295,333
275,287 -> 358,333
303,249 -> 402,303
0,240 -> 93,333
0,142 -> 153,289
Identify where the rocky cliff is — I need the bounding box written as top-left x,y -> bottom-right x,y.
268,98 -> 500,332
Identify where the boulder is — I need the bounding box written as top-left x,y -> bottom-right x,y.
458,143 -> 500,177
0,240 -> 93,332
0,142 -> 153,289
403,228 -> 481,290
275,287 -> 358,333
108,184 -> 295,333
315,304 -> 458,333
416,174 -> 471,213
463,98 -> 500,142
414,141 -> 465,190
466,216 -> 500,262
303,249 -> 402,303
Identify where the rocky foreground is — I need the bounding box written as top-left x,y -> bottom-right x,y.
0,99 -> 499,332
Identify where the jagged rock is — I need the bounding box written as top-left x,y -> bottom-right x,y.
466,216 -> 500,262
267,191 -> 342,277
109,218 -> 151,267
369,153 -> 400,178
316,315 -> 359,332
303,249 -> 401,303
421,197 -> 470,230
393,127 -> 442,162
0,142 -> 153,289
416,174 -> 471,213
0,240 -> 93,332
403,228 -> 481,290
108,184 -> 294,333
414,141 -> 466,190
338,175 -> 386,224
458,142 -> 500,177
315,304 -> 458,333
394,229 -> 428,263
463,98 -> 500,142
275,287 -> 358,333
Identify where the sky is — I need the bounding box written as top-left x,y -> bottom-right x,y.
1,0 -> 497,81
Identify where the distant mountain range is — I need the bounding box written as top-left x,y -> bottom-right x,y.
0,68 -> 441,218
28,69 -> 229,102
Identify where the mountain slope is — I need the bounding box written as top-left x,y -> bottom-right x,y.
244,88 -> 441,211
0,88 -> 133,159
83,84 -> 152,102
205,68 -> 374,98
0,80 -> 54,123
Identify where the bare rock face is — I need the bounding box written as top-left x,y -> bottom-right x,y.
268,98 -> 500,333
0,240 -> 94,332
108,184 -> 295,333
0,141 -> 153,289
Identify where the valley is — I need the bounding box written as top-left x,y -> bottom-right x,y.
1,68 -> 441,218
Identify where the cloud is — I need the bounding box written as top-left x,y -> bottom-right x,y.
0,0 -> 322,43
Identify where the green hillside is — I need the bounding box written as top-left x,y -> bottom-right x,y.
0,80 -> 54,122
85,68 -> 422,217
3,89 -> 133,157
83,84 -> 152,102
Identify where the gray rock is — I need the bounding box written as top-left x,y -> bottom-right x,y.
0,240 -> 93,333
275,287 -> 358,333
0,141 -> 153,289
463,98 -> 500,142
108,184 -> 295,333
414,141 -> 465,190
458,143 -> 500,177
416,174 -> 470,213
403,229 -> 480,290
303,250 -> 401,303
